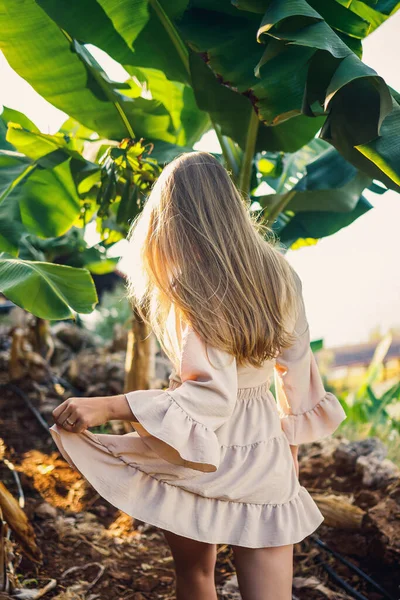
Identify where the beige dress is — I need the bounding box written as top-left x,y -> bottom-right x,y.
49,279 -> 346,548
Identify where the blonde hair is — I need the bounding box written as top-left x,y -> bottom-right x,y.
125,151 -> 299,368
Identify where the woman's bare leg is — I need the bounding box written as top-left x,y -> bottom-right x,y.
162,529 -> 218,600
231,543 -> 293,600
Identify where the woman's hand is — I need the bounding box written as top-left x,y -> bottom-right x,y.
52,394 -> 136,433
289,444 -> 299,478
52,395 -> 118,433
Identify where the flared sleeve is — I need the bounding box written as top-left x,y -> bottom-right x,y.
124,323 -> 237,473
274,275 -> 347,446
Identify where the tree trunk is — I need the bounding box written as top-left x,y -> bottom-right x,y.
33,317 -> 49,357
123,307 -> 153,432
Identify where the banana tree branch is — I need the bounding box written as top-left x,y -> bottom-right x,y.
61,30 -> 135,138
261,189 -> 297,225
149,0 -> 190,82
213,122 -> 240,181
238,110 -> 259,195
148,3 -> 240,173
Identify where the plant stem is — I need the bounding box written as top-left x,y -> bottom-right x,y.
0,161 -> 37,204
266,190 -> 297,225
149,1 -> 244,179
149,0 -> 190,80
238,110 -> 259,195
61,30 -> 135,139
213,121 -> 239,180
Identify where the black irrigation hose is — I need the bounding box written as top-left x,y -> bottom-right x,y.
316,556 -> 370,600
1,382 -> 50,434
3,457 -> 25,508
50,374 -> 82,398
1,375 -> 83,438
313,537 -> 396,600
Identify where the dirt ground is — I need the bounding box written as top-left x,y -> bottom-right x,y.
1,383 -> 399,600
0,321 -> 399,600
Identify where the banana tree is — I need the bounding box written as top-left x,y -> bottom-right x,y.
0,0 -> 399,320
0,116 -> 162,317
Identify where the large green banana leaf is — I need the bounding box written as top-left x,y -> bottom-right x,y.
0,151 -> 82,240
35,0 -> 149,67
37,0 -> 190,83
266,147 -> 376,247
0,194 -> 24,256
0,122 -> 99,243
0,1 -> 128,139
0,256 -> 98,319
179,0 -> 400,187
0,0 -> 207,145
2,0 -> 398,180
18,229 -> 119,276
276,196 -> 372,248
189,51 -> 324,153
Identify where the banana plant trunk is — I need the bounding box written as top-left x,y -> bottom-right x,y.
33,317 -> 49,357
123,307 -> 153,432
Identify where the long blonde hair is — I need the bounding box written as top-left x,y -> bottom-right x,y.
125,151 -> 299,368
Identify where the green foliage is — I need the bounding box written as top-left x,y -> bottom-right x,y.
96,138 -> 161,222
310,338 -> 324,353
1,0 -> 399,184
253,141 -> 375,247
0,0 -> 399,318
334,334 -> 400,463
0,131 -> 162,319
339,379 -> 400,435
0,256 -> 98,319
88,283 -> 132,341
18,228 -> 119,276
309,332 -> 400,463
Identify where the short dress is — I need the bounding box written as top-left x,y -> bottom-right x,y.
49,278 -> 347,548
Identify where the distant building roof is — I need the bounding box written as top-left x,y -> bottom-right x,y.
326,338 -> 400,368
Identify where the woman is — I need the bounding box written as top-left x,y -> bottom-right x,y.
50,152 -> 346,600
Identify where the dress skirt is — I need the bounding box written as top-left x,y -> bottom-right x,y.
49,378 -> 326,548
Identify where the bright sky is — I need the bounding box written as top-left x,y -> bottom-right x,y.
1,14 -> 399,348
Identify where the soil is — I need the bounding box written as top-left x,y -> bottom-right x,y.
1,327 -> 399,600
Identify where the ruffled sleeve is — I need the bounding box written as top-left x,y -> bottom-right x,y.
124,323 -> 237,473
274,274 -> 347,446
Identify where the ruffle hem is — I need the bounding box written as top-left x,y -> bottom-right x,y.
49,423 -> 324,548
279,392 -> 347,446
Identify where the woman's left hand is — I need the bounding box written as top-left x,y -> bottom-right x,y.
52,396 -> 115,433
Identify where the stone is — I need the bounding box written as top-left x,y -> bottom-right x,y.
356,455 -> 399,488
334,438 -> 387,473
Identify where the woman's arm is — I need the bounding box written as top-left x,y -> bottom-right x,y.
52,394 -> 136,433
106,394 -> 136,421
